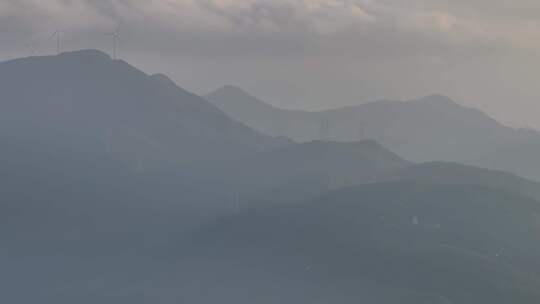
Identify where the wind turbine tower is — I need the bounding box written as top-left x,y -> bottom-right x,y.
25,42 -> 38,56
106,29 -> 120,59
319,119 -> 330,141
357,120 -> 365,140
49,30 -> 64,55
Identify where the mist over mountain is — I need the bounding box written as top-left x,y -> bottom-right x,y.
186,182 -> 540,304
3,0 -> 540,302
219,140 -> 410,203
0,50 -> 291,278
206,86 -> 540,181
2,51 -> 540,303
390,162 -> 540,201
0,51 -> 289,167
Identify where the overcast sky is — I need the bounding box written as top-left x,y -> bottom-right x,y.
1,0 -> 540,128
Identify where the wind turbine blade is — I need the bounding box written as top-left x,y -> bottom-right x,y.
48,30 -> 58,40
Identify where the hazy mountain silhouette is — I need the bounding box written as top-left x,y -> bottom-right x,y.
0,51 -> 288,168
219,140 -> 410,203
206,85 -> 323,142
390,161 -> 540,201
0,51 -> 293,284
469,138 -> 540,184
186,182 -> 540,304
3,52 -> 540,303
227,147 -> 540,204
206,86 -> 540,180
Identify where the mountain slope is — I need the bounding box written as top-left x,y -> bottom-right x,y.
206,86 -> 540,180
469,138 -> 540,183
0,50 -> 295,269
206,85 -> 321,142
390,161 -> 540,201
0,51 -> 288,167
186,182 -> 540,304
3,53 -> 540,303
221,140 -> 410,203
211,139 -> 540,205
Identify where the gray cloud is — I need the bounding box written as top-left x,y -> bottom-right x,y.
1,0 -> 540,128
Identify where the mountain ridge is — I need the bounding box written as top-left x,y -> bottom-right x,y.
0,50 -> 290,166
205,85 -> 540,180
3,51 -> 540,303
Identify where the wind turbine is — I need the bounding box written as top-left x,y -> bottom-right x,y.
105,28 -> 120,59
25,42 -> 38,56
49,30 -> 64,55
319,119 -> 330,141
357,120 -> 365,141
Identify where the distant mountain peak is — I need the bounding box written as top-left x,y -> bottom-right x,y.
1,49 -> 114,67
0,49 -> 290,162
214,85 -> 247,93
205,85 -> 285,116
56,49 -> 112,61
414,94 -> 457,106
207,85 -> 256,100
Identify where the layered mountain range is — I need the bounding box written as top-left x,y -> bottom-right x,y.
207,85 -> 540,181
1,50 -> 540,303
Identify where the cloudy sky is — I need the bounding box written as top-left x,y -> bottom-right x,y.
1,0 -> 540,128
